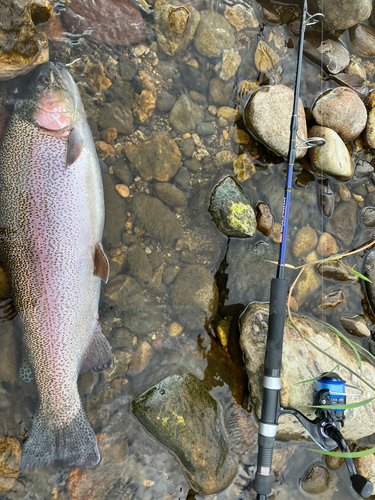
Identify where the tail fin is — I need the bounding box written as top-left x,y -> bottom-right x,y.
20,405 -> 100,469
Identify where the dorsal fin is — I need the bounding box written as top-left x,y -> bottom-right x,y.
94,243 -> 110,283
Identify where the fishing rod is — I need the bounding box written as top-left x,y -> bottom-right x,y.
253,2 -> 373,499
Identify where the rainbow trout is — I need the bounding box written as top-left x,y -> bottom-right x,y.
0,62 -> 112,468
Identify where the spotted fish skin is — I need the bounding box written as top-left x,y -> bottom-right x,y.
0,62 -> 112,468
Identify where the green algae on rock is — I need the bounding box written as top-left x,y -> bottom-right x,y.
132,373 -> 238,494
209,175 -> 256,238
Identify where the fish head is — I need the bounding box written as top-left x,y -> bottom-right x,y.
13,61 -> 84,132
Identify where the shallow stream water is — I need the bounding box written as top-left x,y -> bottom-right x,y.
1,0 -> 375,499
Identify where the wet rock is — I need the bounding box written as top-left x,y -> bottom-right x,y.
215,150 -> 237,167
196,122 -> 215,136
103,350 -> 131,382
170,94 -> 204,134
209,78 -> 233,106
0,437 -> 22,492
354,159 -> 374,181
292,226 -> 318,259
359,207 -> 375,228
350,23 -> 375,58
316,233 -> 338,257
104,275 -> 165,333
217,106 -> 241,122
133,89 -> 156,123
294,251 -> 321,304
154,182 -> 187,208
185,158 -> 199,173
239,302 -> 375,440
102,173 -> 127,248
364,249 -> 375,315
260,3 -> 280,24
156,91 -> 175,113
233,154 -> 256,182
326,199 -> 357,247
125,134 -> 181,182
209,176 -> 256,238
127,245 -> 153,283
365,108 -> 375,148
113,161 -> 133,187
303,33 -> 350,75
195,10 -> 235,58
154,0 -> 200,56
119,55 -> 137,81
171,265 -> 218,329
353,449 -> 375,490
254,41 -> 280,73
128,341 -> 153,376
61,0 -> 143,45
99,102 -> 133,136
319,289 -> 345,309
308,126 -> 354,181
163,265 -> 180,285
219,49 -> 241,81
309,0 -> 371,31
132,193 -> 183,247
224,4 -> 259,31
101,127 -> 117,145
174,166 -> 190,190
255,202 -> 273,237
312,88 -> 367,141
300,464 -> 330,494
317,179 -> 335,219
317,260 -> 358,283
341,315 -> 371,338
180,65 -> 209,94
132,373 -> 238,494
189,90 -> 206,105
243,85 -> 307,160
0,0 -> 49,80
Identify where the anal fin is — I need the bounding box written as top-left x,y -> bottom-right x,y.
80,322 -> 113,373
94,243 -> 110,283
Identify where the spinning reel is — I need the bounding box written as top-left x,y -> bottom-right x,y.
280,373 -> 373,499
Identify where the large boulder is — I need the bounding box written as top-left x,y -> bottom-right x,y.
307,0 -> 372,32
243,85 -> 307,160
240,303 -> 375,440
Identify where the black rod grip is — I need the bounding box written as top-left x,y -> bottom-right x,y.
264,278 -> 289,374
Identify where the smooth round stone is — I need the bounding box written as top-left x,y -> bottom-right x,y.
303,32 -> 350,74
341,315 -> 371,338
316,232 -> 338,257
359,206 -> 375,228
243,85 -> 307,160
308,126 -> 354,181
317,260 -> 358,283
196,122 -> 215,136
170,94 -> 204,134
326,199 -> 357,247
312,88 -> 367,141
349,23 -> 375,58
300,465 -> 330,494
292,226 -> 318,259
156,91 -> 175,112
317,179 -> 335,219
308,0 -> 372,31
254,41 -> 279,73
219,49 -> 241,81
195,9 -> 235,58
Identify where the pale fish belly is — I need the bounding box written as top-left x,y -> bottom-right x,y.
0,115 -> 111,467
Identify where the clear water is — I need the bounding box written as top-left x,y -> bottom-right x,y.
0,0 -> 375,499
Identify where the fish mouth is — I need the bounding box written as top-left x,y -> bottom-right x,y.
34,62 -> 83,132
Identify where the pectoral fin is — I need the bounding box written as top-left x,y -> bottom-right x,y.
94,243 -> 110,283
66,127 -> 84,167
80,322 -> 113,373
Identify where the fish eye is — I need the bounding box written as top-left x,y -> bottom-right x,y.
39,75 -> 51,86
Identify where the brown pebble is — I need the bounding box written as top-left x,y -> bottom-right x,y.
316,233 -> 338,257
256,201 -> 273,237
96,140 -> 115,158
319,290 -> 344,309
115,184 -> 130,198
128,341 -> 154,376
101,127 -> 118,144
271,222 -> 281,243
152,338 -> 163,351
292,226 -> 318,259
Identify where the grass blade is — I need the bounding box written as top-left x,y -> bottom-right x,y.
351,269 -> 372,283
308,447 -> 375,458
324,323 -> 362,372
293,365 -> 339,386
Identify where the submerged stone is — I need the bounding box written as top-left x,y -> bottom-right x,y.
300,464 -> 330,494
209,175 -> 256,238
169,94 -> 204,134
171,265 -> 218,330
132,373 -> 238,494
317,260 -> 358,283
154,0 -> 200,56
308,0 -> 372,32
326,199 -> 357,247
195,9 -> 235,58
303,33 -> 350,75
349,23 -> 375,58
